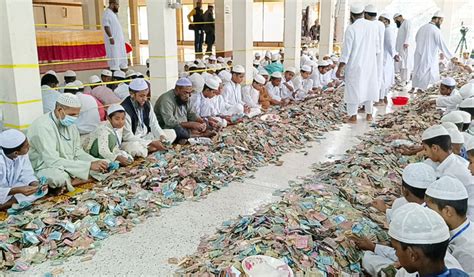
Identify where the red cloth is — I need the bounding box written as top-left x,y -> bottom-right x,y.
86,93 -> 106,121
37,45 -> 106,62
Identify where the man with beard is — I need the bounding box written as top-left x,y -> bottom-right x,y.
411,11 -> 453,93
393,13 -> 415,86
155,78 -> 215,143
102,0 -> 127,71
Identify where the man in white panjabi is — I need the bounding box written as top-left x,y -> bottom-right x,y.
292,65 -> 314,101
378,14 -> 398,105
102,0 -> 127,71
393,13 -> 415,86
364,5 -> 385,106
221,65 -> 249,116
336,4 -> 380,123
241,74 -> 265,117
411,11 -> 453,93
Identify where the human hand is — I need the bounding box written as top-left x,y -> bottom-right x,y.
91,160 -> 109,172
371,198 -> 388,212
109,37 -> 115,45
336,68 -> 343,79
403,43 -> 408,49
350,236 -> 376,251
116,155 -> 131,166
394,55 -> 401,62
150,140 -> 166,151
12,186 -> 38,196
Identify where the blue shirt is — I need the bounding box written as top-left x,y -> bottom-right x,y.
420,268 -> 469,277
264,62 -> 284,75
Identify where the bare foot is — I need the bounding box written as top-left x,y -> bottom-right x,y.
416,89 -> 424,93
345,115 -> 357,123
366,114 -> 374,121
358,106 -> 365,113
374,101 -> 385,106
383,97 -> 388,104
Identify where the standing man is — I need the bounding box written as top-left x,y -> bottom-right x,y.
378,14 -> 398,105
412,11 -> 453,93
187,0 -> 205,56
336,4 -> 380,123
203,5 -> 215,55
102,0 -> 127,71
393,13 -> 415,86
309,19 -> 320,41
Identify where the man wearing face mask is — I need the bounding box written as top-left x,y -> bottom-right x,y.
27,93 -> 109,193
412,11 -> 453,93
0,129 -> 44,210
393,13 -> 415,86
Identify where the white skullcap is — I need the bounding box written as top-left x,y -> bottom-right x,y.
441,112 -> 463,124
177,77 -> 193,87
204,76 -> 220,90
64,70 -> 76,77
426,176 -> 468,201
301,65 -> 312,72
217,57 -> 225,63
45,70 -> 58,78
252,67 -> 259,77
64,82 -> 79,91
259,69 -> 269,76
326,60 -> 334,65
146,58 -> 150,64
433,11 -> 445,18
107,104 -> 125,116
136,72 -> 144,77
318,60 -> 330,67
101,69 -> 112,77
126,70 -> 137,78
350,3 -> 365,14
422,125 -> 449,140
441,77 -> 456,87
465,137 -> 474,151
364,4 -> 377,13
271,72 -> 282,79
304,60 -> 317,67
393,13 -> 402,18
279,49 -> 284,54
459,97 -> 474,108
209,55 -> 217,61
113,70 -> 126,79
57,93 -> 81,108
253,60 -> 260,66
402,163 -> 436,189
265,51 -> 272,58
196,62 -> 206,69
331,56 -> 339,62
285,67 -> 296,74
454,110 -> 471,123
89,75 -> 101,84
120,64 -> 128,70
129,78 -> 148,91
232,65 -> 245,74
255,52 -> 261,58
380,13 -> 391,20
271,53 -> 280,61
446,126 -> 464,144
218,70 -> 232,83
388,203 -> 450,244
215,64 -> 223,71
0,129 -> 26,149
254,74 -> 266,85
441,121 -> 459,131
73,80 -> 84,89
459,83 -> 474,99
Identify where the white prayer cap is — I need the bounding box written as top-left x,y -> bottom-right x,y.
129,78 -> 148,91
232,65 -> 245,74
120,64 -> 129,70
252,67 -> 259,77
459,97 -> 474,108
89,75 -> 101,84
422,124 -> 449,140
441,77 -> 456,87
0,129 -> 26,149
402,163 -> 436,189
253,60 -> 260,66
454,110 -> 471,124
445,125 -> 464,144
426,176 -> 468,201
259,69 -> 269,76
57,93 -> 81,108
271,72 -> 282,79
254,52 -> 261,58
45,70 -> 58,78
441,112 -> 463,124
107,104 -> 125,116
136,72 -> 144,78
64,70 -> 76,77
388,203 -> 450,244
101,69 -> 112,77
393,13 -> 402,18
73,80 -> 84,90
196,61 -> 207,69
364,4 -> 377,13
113,70 -> 126,79
217,57 -> 225,63
214,63 -> 223,71
146,58 -> 150,64
126,70 -> 137,78
350,3 -> 365,14
176,77 -> 193,87
326,60 -> 334,65
64,82 -> 79,91
318,60 -> 330,67
185,61 -> 195,68
459,83 -> 474,99
441,121 -> 458,130
254,74 -> 266,85
285,67 -> 296,74
208,55 -> 217,61
379,13 -> 391,20
265,51 -> 272,58
304,60 -> 317,67
301,65 -> 312,72
271,53 -> 280,61
204,76 -> 220,90
465,137 -> 474,151
331,56 -> 339,62
433,11 -> 445,18
218,70 -> 232,83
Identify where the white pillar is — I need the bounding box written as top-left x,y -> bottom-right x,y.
334,0 -> 348,46
82,0 -> 100,30
319,0 -> 336,57
215,0 -> 233,57
232,0 -> 253,82
147,0 -> 179,103
117,0 -> 130,41
0,0 -> 43,130
283,0 -> 303,69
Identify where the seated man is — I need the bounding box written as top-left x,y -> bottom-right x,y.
59,70 -> 76,93
0,129 -> 44,210
121,79 -> 176,157
155,78 -> 215,142
40,71 -> 60,114
264,53 -> 284,75
197,77 -> 228,129
221,65 -> 248,116
90,75 -> 122,106
265,72 -> 287,105
242,74 -> 265,117
280,67 -> 296,100
27,93 -> 110,192
424,77 -> 462,114
311,60 -> 331,92
292,65 -> 314,100
257,70 -> 278,109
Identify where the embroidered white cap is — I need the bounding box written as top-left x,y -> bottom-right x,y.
129,78 -> 149,91
254,74 -> 266,85
57,93 -> 81,108
426,176 -> 468,201
421,125 -> 449,140
402,163 -> 436,189
0,129 -> 26,149
64,70 -> 76,77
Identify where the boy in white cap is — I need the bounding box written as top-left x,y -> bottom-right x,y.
264,53 -> 284,75
311,60 -> 331,92
91,71 -> 122,106
83,104 -> 133,166
442,122 -> 465,157
261,51 -> 272,67
101,69 -> 113,83
27,94 -> 110,192
425,77 -> 461,114
292,65 -> 314,101
280,67 -> 296,100
265,72 -> 286,106
60,70 -> 77,93
0,129 -> 44,210
41,72 -> 61,114
241,75 -> 265,117
257,70 -> 277,109
425,176 -> 474,274
198,76 -> 227,129
84,75 -> 102,94
441,112 -> 465,132
221,65 -> 249,116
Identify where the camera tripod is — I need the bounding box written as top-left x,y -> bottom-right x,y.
455,26 -> 469,55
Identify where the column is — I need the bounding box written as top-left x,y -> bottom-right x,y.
319,0 -> 336,57
147,0 -> 179,103
283,0 -> 303,69
129,0 -> 141,65
215,0 -> 233,57
82,0 -> 101,30
232,0 -> 253,82
334,0 -> 348,46
0,0 -> 43,130
117,0 -> 130,42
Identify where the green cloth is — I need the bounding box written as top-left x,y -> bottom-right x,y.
89,134 -> 117,159
154,89 -> 199,129
264,62 -> 284,75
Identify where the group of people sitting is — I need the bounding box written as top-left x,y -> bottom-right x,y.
440,52 -> 473,74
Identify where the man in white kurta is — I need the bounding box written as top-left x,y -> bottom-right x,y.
379,14 -> 398,103
221,65 -> 247,116
241,75 -> 265,118
102,0 -> 127,71
292,65 -> 314,100
393,14 -> 415,85
336,4 -> 380,123
412,12 -> 453,92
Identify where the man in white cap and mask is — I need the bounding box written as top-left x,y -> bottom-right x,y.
120,79 -> 175,156
393,13 -> 415,86
27,94 -> 109,192
264,53 -> 284,75
221,65 -> 250,116
102,0 -> 127,71
60,70 -> 77,93
378,13 -> 398,105
0,129 -> 44,210
425,176 -> 474,274
241,74 -> 265,117
336,3 -> 380,123
411,11 -> 453,93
